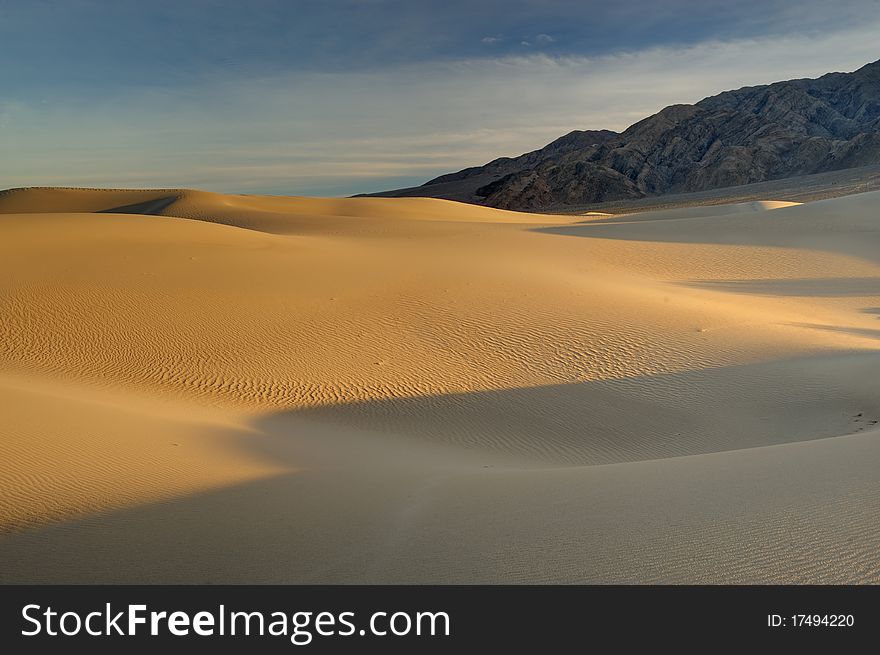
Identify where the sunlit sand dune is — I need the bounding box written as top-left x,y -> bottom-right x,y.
609,199 -> 802,222
0,187 -> 878,582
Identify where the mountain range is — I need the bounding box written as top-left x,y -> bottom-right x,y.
368,60 -> 880,210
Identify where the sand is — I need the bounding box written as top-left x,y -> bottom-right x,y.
0,187 -> 878,583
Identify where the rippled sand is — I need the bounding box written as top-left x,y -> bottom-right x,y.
1,187 -> 878,582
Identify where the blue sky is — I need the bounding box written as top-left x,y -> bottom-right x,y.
2,0 -> 879,195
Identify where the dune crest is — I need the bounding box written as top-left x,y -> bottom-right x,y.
1,187 -> 878,582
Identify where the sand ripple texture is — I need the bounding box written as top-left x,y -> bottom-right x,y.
0,187 -> 878,582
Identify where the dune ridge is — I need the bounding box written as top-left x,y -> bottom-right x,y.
0,187 -> 878,582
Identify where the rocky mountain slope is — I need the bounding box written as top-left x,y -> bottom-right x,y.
368,60 -> 880,210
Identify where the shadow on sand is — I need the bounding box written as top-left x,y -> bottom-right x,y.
1,351 -> 880,583
680,277 -> 880,297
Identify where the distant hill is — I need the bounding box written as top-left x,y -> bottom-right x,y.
365,60 -> 880,210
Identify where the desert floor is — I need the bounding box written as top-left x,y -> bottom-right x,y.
0,187 -> 878,583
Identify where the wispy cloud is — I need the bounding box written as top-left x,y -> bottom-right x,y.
3,19 -> 879,195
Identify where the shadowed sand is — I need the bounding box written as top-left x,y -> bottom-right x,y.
0,187 -> 878,582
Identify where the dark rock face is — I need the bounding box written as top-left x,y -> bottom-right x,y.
422,60 -> 880,210
427,129 -> 620,187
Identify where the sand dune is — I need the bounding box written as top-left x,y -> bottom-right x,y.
594,199 -> 802,223
1,187 -> 878,582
